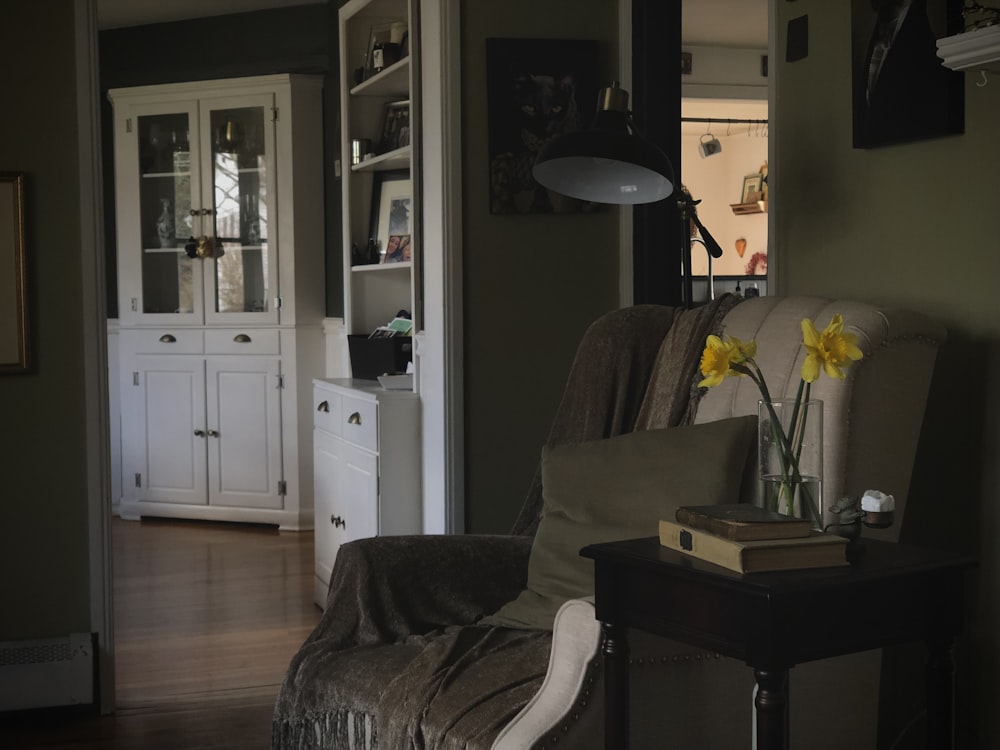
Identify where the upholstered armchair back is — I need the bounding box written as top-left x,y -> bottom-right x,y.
695,296 -> 946,539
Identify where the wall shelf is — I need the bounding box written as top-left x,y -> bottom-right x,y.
936,24 -> 1000,71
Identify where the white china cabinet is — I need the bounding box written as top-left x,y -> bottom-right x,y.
110,74 -> 324,530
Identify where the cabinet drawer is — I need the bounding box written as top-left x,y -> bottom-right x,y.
340,395 -> 378,452
314,390 -> 341,436
123,329 -> 204,354
205,329 -> 280,355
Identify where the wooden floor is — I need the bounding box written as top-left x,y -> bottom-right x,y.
1,517 -> 321,749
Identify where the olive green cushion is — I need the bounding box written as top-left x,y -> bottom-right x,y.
483,416 -> 758,630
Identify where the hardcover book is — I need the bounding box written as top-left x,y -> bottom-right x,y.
674,503 -> 812,541
658,520 -> 849,574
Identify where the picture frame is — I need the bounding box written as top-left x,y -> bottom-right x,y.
379,100 -> 411,154
741,174 -> 763,203
369,170 -> 412,264
485,38 -> 600,214
850,0 -> 964,148
0,172 -> 29,373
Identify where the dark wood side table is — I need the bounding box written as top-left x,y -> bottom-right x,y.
580,537 -> 975,750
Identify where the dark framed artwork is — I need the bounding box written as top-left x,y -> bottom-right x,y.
379,100 -> 411,154
370,170 -> 412,263
851,0 -> 964,149
485,38 -> 600,214
0,172 -> 29,373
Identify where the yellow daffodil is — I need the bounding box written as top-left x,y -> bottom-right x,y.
698,335 -> 735,388
728,335 -> 757,364
800,314 -> 864,383
698,335 -> 757,388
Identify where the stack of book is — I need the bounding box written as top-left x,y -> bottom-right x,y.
659,504 -> 849,574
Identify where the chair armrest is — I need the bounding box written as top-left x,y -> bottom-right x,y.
492,597 -> 603,750
317,534 -> 533,647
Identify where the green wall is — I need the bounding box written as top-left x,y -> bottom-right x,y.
461,1 -> 621,534
773,3 -> 998,747
0,0 -> 92,640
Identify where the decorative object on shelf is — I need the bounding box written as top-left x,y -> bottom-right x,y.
365,21 -> 404,78
0,172 -> 29,372
218,119 -> 244,152
379,101 -> 410,153
156,197 -> 175,247
370,170 -> 411,263
698,131 -> 722,158
486,37 -> 601,214
350,138 -> 371,166
740,173 -> 763,204
851,0 -> 964,148
698,313 -> 864,530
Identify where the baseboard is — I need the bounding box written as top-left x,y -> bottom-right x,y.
0,633 -> 95,711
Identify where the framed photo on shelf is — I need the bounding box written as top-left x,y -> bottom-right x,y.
0,172 -> 29,373
370,170 -> 412,264
741,174 -> 763,203
379,101 -> 411,154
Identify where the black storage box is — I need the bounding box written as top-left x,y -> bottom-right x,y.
348,335 -> 413,380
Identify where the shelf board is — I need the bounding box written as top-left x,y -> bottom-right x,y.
352,146 -> 411,172
350,57 -> 410,97
730,201 -> 767,215
351,260 -> 412,273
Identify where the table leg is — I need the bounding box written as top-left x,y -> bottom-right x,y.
754,668 -> 788,750
602,621 -> 629,750
926,635 -> 956,749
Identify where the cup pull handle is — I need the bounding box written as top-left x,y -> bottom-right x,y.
347,412 -> 361,425
159,334 -> 176,343
233,333 -> 251,343
317,400 -> 329,413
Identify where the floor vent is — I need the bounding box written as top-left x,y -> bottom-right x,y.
0,633 -> 94,711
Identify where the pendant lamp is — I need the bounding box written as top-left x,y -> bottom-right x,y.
532,82 -> 675,205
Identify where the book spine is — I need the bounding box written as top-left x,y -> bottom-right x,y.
658,520 -> 746,573
673,509 -> 738,540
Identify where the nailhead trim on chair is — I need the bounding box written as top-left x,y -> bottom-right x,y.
535,650 -> 724,749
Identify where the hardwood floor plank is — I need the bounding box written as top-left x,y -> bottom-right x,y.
1,516 -> 321,749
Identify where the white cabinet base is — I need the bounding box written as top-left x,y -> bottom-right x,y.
313,378 -> 421,607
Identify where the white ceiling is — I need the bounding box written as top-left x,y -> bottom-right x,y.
97,0 -> 769,46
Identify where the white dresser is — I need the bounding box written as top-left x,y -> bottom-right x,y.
312,378 -> 421,608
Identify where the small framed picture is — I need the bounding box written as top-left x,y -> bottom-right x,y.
741,174 -> 763,203
0,172 -> 29,372
370,170 -> 412,263
379,100 -> 411,154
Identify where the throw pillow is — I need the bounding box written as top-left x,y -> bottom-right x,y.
482,415 -> 757,630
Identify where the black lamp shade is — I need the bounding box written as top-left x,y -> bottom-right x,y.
532,107 -> 675,205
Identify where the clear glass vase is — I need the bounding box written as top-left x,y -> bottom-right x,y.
758,398 -> 824,530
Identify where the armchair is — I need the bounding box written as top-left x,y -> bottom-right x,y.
274,295 -> 945,750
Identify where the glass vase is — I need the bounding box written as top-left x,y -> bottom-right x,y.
758,398 -> 824,530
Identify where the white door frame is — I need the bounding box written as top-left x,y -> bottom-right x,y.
76,0 -> 115,713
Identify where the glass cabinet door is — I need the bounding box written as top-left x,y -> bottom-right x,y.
202,95 -> 277,324
135,109 -> 200,318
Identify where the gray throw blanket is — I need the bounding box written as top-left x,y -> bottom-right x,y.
272,297 -> 740,750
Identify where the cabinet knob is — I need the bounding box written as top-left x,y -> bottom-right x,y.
347,412 -> 362,425
233,333 -> 252,343
194,429 -> 206,437
317,400 -> 329,413
159,334 -> 176,343
207,429 -> 219,438
331,515 -> 346,529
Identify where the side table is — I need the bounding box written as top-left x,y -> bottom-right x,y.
580,537 -> 974,750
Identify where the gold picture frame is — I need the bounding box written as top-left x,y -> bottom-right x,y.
0,173 -> 28,373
